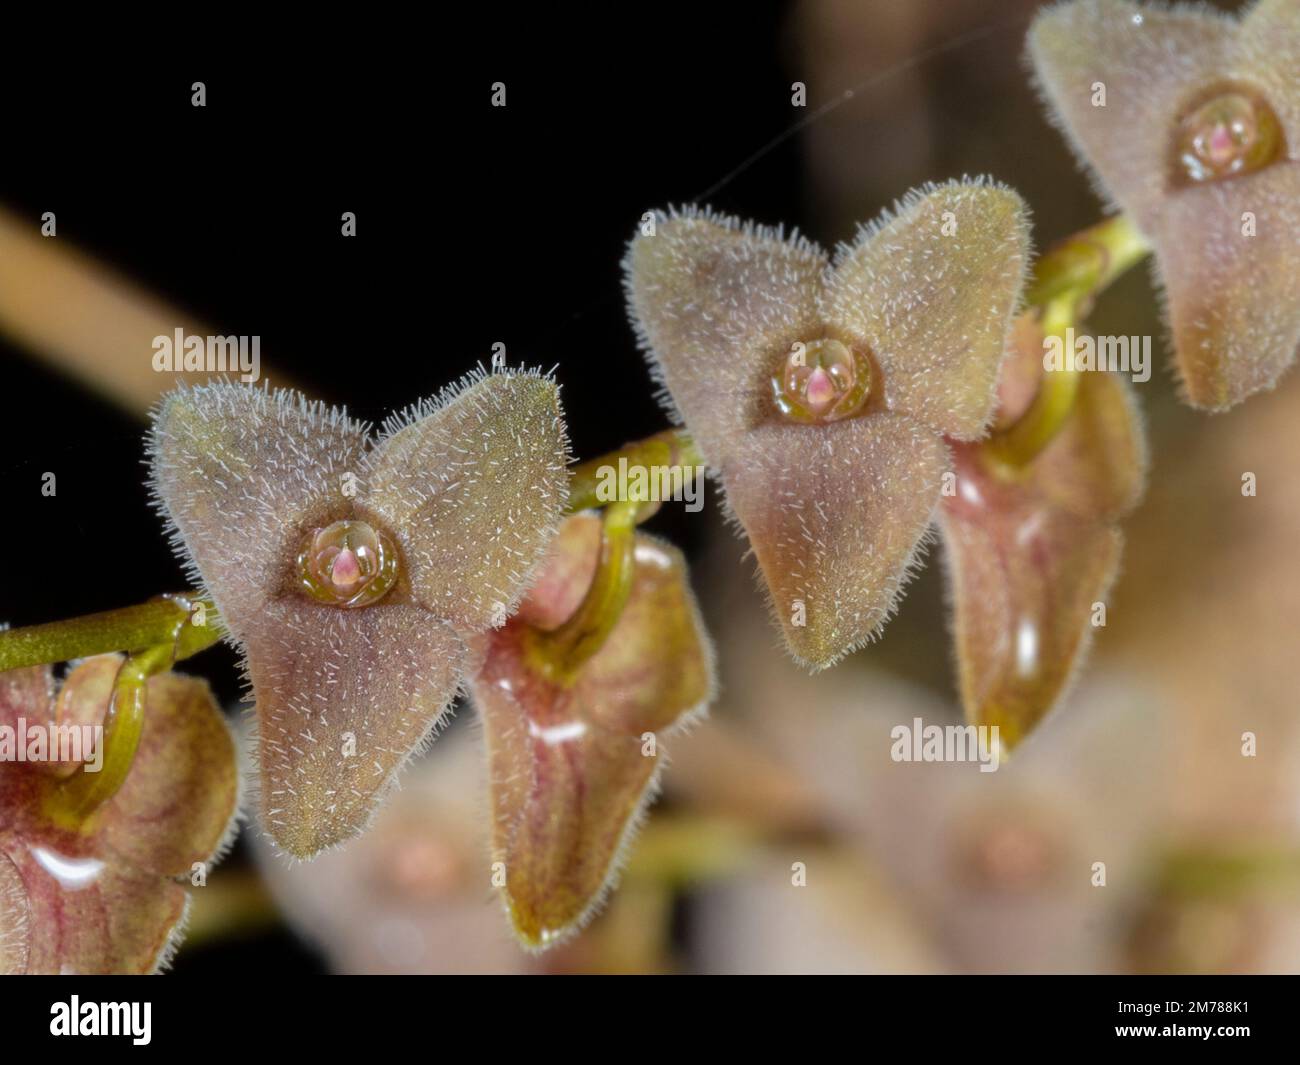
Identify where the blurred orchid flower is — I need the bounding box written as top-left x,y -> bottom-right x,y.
1029,0 -> 1300,409
625,180 -> 1029,669
148,369 -> 570,857
253,727 -> 538,974
0,655 -> 239,974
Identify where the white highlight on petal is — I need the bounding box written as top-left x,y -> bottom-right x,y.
1015,617 -> 1039,679
527,719 -> 588,745
633,542 -> 673,569
1014,510 -> 1046,547
30,847 -> 105,890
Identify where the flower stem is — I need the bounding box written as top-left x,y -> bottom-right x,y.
41,641 -> 173,829
567,429 -> 706,519
1,427 -> 706,688
526,430 -> 707,680
528,500 -> 639,684
0,593 -> 221,673
986,214 -> 1151,467
1026,213 -> 1151,310
982,300 -> 1079,467
30,594 -> 220,828
0,424 -> 706,684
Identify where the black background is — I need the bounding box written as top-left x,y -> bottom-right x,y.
0,7 -> 806,641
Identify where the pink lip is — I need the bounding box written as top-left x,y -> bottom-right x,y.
805,365 -> 835,410
330,547 -> 362,588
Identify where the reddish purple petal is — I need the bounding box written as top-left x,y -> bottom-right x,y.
0,663 -> 52,735
0,661 -> 239,973
1156,166 -> 1300,408
1,665 -> 63,812
0,849 -> 28,974
99,670 -> 240,877
45,655 -> 119,778
1,841 -> 187,974
472,515 -> 714,949
940,324 -> 1147,748
724,415 -> 947,669
248,600 -> 466,857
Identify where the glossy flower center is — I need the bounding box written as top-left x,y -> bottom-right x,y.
1172,87 -> 1284,186
298,520 -> 399,608
772,338 -> 872,424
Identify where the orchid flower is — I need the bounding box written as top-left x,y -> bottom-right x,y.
1,655 -> 238,974
1029,0 -> 1300,408
148,369 -> 570,857
625,180 -> 1030,668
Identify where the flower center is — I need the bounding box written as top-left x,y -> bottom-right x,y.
772,338 -> 872,424
1172,86 -> 1284,186
298,520 -> 399,608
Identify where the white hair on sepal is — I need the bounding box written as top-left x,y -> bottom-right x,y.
374,362 -> 565,443
149,893 -> 193,975
144,377 -> 372,638
829,174 -> 1028,266
246,676 -> 468,868
620,203 -> 828,443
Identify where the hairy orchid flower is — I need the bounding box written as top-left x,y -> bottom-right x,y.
625,180 -> 1030,668
470,512 -> 715,949
1029,0 -> 1300,409
148,369 -> 570,858
939,316 -> 1148,751
1,655 -> 239,974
